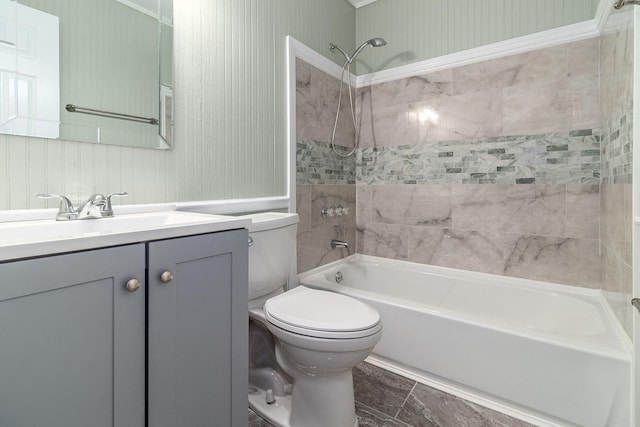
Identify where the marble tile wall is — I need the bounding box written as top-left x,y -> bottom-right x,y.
296,60 -> 357,274
358,130 -> 600,185
599,10 -> 634,336
357,184 -> 600,287
357,38 -> 600,149
354,38 -> 603,289
297,138 -> 356,185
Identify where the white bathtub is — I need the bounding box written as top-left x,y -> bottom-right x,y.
298,254 -> 631,427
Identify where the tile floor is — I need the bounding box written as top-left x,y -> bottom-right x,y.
248,361 -> 536,427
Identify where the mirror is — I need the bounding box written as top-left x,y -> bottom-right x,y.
0,0 -> 173,149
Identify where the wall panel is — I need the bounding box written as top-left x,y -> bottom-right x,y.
0,0 -> 355,210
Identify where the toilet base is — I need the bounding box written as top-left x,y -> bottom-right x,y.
249,386 -> 358,427
249,386 -> 293,427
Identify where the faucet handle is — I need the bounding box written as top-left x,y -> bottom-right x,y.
102,192 -> 128,217
37,193 -> 78,221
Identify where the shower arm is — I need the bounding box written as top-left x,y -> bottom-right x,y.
350,41 -> 373,63
329,43 -> 352,64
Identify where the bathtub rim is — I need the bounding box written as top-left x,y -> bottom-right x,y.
298,254 -> 632,362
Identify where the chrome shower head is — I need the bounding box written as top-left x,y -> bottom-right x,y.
367,37 -> 387,47
350,37 -> 387,63
330,37 -> 387,64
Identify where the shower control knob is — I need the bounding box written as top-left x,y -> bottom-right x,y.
321,206 -> 337,218
335,205 -> 344,216
160,270 -> 174,284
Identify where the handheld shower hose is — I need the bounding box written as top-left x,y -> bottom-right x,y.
329,38 -> 386,158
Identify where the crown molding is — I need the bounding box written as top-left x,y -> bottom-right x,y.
295,0 -> 614,89
355,19 -> 600,87
595,0 -> 615,34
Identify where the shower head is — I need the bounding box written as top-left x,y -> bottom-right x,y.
367,37 -> 387,47
330,37 -> 387,65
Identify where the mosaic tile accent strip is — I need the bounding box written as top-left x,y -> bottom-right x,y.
356,130 -> 601,185
297,138 -> 356,185
601,100 -> 633,184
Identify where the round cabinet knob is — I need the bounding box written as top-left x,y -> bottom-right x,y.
160,270 -> 174,284
125,278 -> 141,293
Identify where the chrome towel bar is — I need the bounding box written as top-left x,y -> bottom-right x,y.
65,104 -> 158,125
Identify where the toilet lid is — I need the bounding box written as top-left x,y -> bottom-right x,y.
264,286 -> 380,339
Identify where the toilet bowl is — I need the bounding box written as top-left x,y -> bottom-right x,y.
244,212 -> 382,427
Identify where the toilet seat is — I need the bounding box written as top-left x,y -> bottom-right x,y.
264,286 -> 381,339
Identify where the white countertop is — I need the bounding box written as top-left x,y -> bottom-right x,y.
0,209 -> 250,262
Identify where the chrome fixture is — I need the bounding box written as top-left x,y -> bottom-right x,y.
331,239 -> 350,249
321,205 -> 350,218
632,298 -> 640,312
329,38 -> 387,65
329,37 -> 387,158
614,0 -> 640,8
36,193 -> 76,221
37,192 -> 128,220
65,104 -> 158,125
335,271 -> 343,284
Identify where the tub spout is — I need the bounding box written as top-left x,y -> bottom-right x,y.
331,239 -> 350,249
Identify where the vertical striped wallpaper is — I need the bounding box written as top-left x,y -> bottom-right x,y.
0,0 -> 355,210
354,0 -> 599,73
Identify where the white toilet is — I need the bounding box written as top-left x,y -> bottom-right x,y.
245,212 -> 382,427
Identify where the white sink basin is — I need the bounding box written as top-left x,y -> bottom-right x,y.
0,211 -> 250,261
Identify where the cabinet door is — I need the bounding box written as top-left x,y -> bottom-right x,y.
0,244 -> 146,427
148,229 -> 248,427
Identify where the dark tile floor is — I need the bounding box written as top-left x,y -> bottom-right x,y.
248,361 -> 536,427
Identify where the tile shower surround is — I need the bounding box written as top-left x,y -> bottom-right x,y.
297,130 -> 602,287
356,183 -> 600,287
599,11 -> 634,336
296,35 -> 632,301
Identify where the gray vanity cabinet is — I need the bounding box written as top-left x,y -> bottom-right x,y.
147,229 -> 249,427
0,244 -> 146,427
0,228 -> 248,427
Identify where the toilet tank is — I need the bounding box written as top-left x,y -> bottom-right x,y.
244,212 -> 298,301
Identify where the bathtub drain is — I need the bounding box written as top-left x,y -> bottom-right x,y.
335,271 -> 343,283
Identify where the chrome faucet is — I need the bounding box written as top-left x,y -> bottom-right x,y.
330,239 -> 350,249
37,192 -> 128,220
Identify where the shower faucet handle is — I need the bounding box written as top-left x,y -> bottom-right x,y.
321,206 -> 336,218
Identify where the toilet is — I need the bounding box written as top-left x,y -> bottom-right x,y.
245,212 -> 382,427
